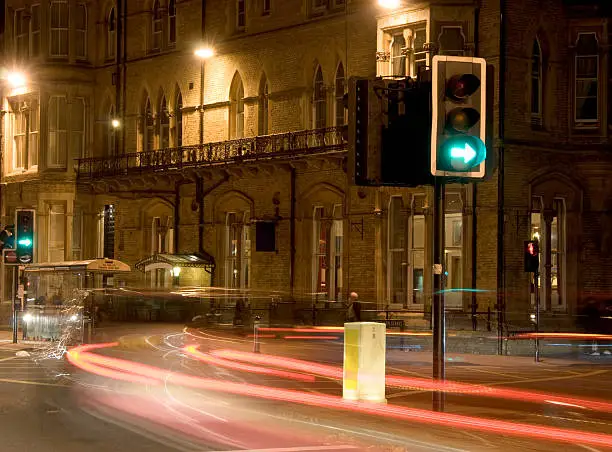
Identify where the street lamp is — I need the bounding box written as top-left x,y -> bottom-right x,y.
111,119 -> 121,129
378,0 -> 401,8
172,266 -> 181,287
194,47 -> 215,59
6,71 -> 27,89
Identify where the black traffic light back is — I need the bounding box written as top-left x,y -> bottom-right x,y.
524,240 -> 540,273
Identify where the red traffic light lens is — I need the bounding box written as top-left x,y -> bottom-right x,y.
526,241 -> 539,256
446,74 -> 481,102
446,107 -> 480,133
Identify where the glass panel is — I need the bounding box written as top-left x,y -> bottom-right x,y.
391,34 -> 406,76
72,208 -> 82,260
237,0 -> 246,28
531,40 -> 541,115
31,5 -> 41,57
176,94 -> 183,146
49,205 -> 66,262
575,33 -> 599,122
314,68 -> 326,129
413,28 -> 427,76
411,251 -> 424,304
169,0 -> 176,43
412,215 -> 425,249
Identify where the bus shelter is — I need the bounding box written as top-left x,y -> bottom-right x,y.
22,259 -> 131,343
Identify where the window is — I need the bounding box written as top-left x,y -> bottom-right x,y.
391,33 -> 407,77
258,78 -> 269,135
107,7 -> 116,59
550,199 -> 565,309
48,96 -> 68,168
230,74 -> 245,139
71,98 -> 85,160
72,207 -> 83,260
531,38 -> 543,121
330,206 -> 343,302
175,92 -> 183,147
168,0 -> 176,45
313,66 -> 326,129
75,3 -> 87,59
103,205 -> 115,259
159,96 -> 169,149
50,1 -> 69,57
438,26 -> 465,56
388,197 -> 406,306
237,0 -> 246,29
575,32 -> 599,123
312,207 -> 328,300
151,216 -> 174,255
29,99 -> 39,167
49,204 -> 66,262
410,195 -> 425,305
444,193 -> 463,309
313,0 -> 327,9
107,104 -> 116,156
30,5 -> 41,57
14,9 -> 28,61
13,104 -> 27,170
10,99 -> 39,171
263,0 -> 271,15
225,213 -> 249,289
143,98 -> 154,151
334,63 -> 346,126
152,0 -> 162,51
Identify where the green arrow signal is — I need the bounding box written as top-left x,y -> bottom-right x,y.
18,238 -> 32,247
440,136 -> 487,172
450,142 -> 477,163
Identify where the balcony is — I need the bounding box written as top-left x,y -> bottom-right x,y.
76,126 -> 347,180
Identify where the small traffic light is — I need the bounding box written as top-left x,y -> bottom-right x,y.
15,210 -> 34,264
431,56 -> 487,178
524,240 -> 539,273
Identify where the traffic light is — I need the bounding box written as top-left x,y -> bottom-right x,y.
15,210 -> 34,264
431,55 -> 487,178
347,77 -> 385,186
524,240 -> 539,273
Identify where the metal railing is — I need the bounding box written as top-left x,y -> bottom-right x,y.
76,126 -> 347,180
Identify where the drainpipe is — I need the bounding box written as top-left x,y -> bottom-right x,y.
121,0 -> 128,155
290,167 -> 296,298
114,0 -> 122,156
497,0 -> 507,354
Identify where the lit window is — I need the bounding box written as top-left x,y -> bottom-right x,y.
334,62 -> 346,126
168,0 -> 177,45
330,205 -> 343,302
444,193 -> 463,309
388,197 -> 406,306
313,66 -> 326,129
391,33 -> 406,77
225,213 -> 249,289
312,207 -> 328,300
575,32 -> 599,123
48,96 -> 68,168
13,104 -> 27,170
50,1 -> 69,57
75,4 -> 87,59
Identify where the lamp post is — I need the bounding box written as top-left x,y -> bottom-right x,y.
194,47 -> 215,147
377,0 -> 402,8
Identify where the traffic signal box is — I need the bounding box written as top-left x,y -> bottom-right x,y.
15,210 -> 34,264
431,55 -> 487,178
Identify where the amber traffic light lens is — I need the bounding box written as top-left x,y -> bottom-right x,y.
446,107 -> 480,133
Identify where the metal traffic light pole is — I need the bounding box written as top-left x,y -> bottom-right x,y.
534,269 -> 540,362
432,178 -> 446,412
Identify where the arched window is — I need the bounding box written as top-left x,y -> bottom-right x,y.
159,95 -> 169,149
334,63 -> 346,126
313,66 -> 326,129
152,0 -> 162,51
175,91 -> 183,147
230,74 -> 245,139
531,38 -> 542,121
168,0 -> 176,45
141,97 -> 154,151
258,77 -> 269,135
575,32 -> 599,123
107,7 -> 116,59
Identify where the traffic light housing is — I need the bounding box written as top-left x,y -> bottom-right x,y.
347,76 -> 433,187
431,56 -> 487,178
15,210 -> 34,264
524,240 -> 539,273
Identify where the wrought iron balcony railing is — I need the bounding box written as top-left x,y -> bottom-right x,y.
76,126 -> 347,180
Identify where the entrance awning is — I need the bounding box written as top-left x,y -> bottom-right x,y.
135,253 -> 214,273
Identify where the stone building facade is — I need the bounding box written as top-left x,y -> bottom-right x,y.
1,0 -> 611,328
